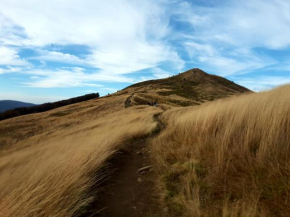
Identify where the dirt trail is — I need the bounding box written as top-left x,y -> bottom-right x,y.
83,112 -> 164,217
125,94 -> 134,108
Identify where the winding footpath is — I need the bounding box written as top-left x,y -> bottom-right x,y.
82,109 -> 165,217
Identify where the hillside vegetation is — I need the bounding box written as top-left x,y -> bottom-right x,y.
150,85 -> 290,217
0,94 -> 161,217
124,68 -> 250,107
1,69 -> 288,217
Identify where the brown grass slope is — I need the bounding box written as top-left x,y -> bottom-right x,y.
0,68 -> 256,217
0,93 -> 162,217
123,68 -> 251,107
150,84 -> 290,217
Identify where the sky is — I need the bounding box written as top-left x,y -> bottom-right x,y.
0,0 -> 290,103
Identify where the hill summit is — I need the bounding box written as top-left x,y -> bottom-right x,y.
120,68 -> 251,107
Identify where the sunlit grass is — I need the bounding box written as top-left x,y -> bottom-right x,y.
150,85 -> 290,216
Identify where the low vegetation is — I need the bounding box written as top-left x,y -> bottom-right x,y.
150,85 -> 290,216
126,69 -> 251,107
1,69 -> 288,217
0,94 -> 160,217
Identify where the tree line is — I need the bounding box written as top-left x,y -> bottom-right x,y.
0,93 -> 100,121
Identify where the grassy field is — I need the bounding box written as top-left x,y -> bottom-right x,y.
150,85 -> 290,216
1,70 -> 288,217
0,94 -> 161,217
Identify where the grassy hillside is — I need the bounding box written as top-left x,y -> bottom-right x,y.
150,84 -> 290,217
0,94 -> 161,217
1,68 -> 287,217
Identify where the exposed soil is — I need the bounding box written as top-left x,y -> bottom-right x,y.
82,112 -> 165,217
125,94 -> 134,108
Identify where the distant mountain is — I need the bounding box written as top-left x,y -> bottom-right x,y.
0,100 -> 36,112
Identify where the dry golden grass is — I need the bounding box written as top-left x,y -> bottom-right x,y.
0,94 -> 161,217
0,77 -> 288,217
150,85 -> 290,217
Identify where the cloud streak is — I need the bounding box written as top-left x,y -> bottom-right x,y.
176,0 -> 290,75
0,0 -> 184,77
21,67 -> 136,88
0,46 -> 29,66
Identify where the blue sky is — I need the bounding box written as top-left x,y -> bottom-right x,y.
0,0 -> 290,103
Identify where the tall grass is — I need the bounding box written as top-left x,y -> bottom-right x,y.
150,85 -> 290,216
0,104 -> 160,217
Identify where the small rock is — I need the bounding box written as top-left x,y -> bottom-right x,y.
137,177 -> 143,182
138,165 -> 153,173
136,151 -> 142,155
163,207 -> 169,212
132,206 -> 137,209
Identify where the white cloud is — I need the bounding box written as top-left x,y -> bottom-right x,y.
0,46 -> 28,66
0,0 -> 157,46
22,68 -> 100,88
179,0 -> 290,49
178,0 -> 290,75
88,42 -> 184,74
184,42 -> 276,76
151,68 -> 172,79
33,50 -> 86,65
32,42 -> 184,75
21,67 -> 136,88
0,14 -> 29,46
0,66 -> 22,74
0,0 -> 184,76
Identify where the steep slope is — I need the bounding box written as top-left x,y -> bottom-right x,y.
121,68 -> 251,107
0,100 -> 35,112
150,84 -> 290,217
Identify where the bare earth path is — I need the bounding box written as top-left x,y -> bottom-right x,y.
82,112 -> 164,217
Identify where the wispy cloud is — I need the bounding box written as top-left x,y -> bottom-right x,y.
176,0 -> 290,75
32,50 -> 87,66
235,76 -> 290,92
21,67 -> 136,88
0,0 -> 183,75
0,66 -> 23,74
0,46 -> 29,66
0,0 -> 290,102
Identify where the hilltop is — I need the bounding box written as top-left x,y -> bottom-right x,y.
119,68 -> 250,107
